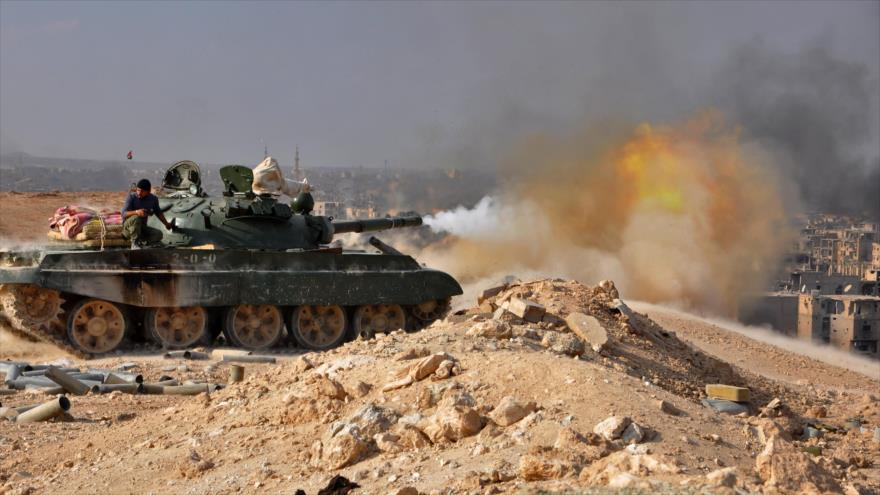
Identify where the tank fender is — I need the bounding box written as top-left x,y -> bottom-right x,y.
0,267 -> 40,284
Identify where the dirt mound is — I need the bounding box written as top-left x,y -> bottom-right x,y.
1,278 -> 878,495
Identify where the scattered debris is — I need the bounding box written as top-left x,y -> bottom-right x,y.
565,312 -> 608,351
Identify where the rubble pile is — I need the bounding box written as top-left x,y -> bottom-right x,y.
1,278 -> 878,495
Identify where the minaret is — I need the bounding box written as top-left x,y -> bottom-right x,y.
293,145 -> 302,181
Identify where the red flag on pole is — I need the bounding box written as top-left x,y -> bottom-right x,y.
127,150 -> 133,160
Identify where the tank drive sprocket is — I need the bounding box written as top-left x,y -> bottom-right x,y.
0,284 -> 91,359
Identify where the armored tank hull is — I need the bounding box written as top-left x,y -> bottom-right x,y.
0,160 -> 462,357
0,247 -> 461,357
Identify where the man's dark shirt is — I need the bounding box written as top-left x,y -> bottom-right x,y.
121,192 -> 161,218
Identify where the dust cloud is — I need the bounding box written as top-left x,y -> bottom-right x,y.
630,301 -> 880,381
422,110 -> 795,316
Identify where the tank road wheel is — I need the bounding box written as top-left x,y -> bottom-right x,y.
223,304 -> 283,350
67,299 -> 128,354
289,305 -> 347,350
352,304 -> 406,339
0,285 -> 64,330
146,307 -> 209,349
410,298 -> 451,323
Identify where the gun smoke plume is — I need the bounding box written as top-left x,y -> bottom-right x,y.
423,110 -> 794,316
712,41 -> 880,217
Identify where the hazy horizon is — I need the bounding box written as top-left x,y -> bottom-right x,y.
1,1 -> 877,168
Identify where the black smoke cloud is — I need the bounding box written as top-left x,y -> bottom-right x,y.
711,40 -> 880,216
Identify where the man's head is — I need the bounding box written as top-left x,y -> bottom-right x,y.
136,179 -> 151,198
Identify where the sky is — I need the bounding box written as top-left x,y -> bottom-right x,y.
0,0 -> 878,171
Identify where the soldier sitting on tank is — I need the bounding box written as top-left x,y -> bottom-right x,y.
121,179 -> 175,248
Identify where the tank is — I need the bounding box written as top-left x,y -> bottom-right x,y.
0,160 -> 462,357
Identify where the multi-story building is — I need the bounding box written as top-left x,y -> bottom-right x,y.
797,293 -> 880,357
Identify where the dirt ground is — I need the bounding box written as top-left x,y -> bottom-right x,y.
1,279 -> 878,495
1,191 -> 879,494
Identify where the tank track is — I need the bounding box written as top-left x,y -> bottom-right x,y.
0,286 -> 92,360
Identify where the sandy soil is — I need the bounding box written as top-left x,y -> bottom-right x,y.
1,279 -> 878,495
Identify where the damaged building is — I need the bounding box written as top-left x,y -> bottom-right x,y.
741,214 -> 880,358
797,293 -> 880,357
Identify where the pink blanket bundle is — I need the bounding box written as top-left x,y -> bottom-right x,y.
49,206 -> 123,239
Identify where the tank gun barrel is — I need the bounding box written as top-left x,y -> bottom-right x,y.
331,215 -> 422,235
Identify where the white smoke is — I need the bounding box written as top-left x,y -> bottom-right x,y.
423,196 -> 546,242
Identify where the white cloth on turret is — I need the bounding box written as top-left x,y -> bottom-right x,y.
252,156 -> 310,196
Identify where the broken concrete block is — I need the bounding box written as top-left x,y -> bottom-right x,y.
702,398 -> 749,415
508,297 -> 546,323
565,312 -> 608,351
477,285 -> 507,304
705,384 -> 750,402
593,415 -> 631,440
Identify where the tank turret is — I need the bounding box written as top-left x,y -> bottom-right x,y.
144,163 -> 425,250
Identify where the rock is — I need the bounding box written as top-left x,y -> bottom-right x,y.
383,353 -> 456,391
702,398 -> 749,415
706,467 -> 737,487
657,400 -> 682,416
394,487 -> 419,495
314,375 -> 348,400
608,473 -> 639,488
625,443 -> 649,455
347,403 -> 400,438
564,312 -> 608,351
748,418 -> 786,445
478,285 -> 507,304
705,384 -> 750,402
437,390 -> 476,409
351,381 -> 372,398
541,332 -> 585,356
621,422 -> 646,444
393,423 -> 432,450
579,450 -> 678,484
507,298 -> 546,323
409,353 -> 453,381
470,443 -> 489,456
755,435 -> 841,493
421,405 -> 483,443
433,360 -> 458,379
593,416 -> 631,441
488,396 -> 537,427
553,427 -> 594,450
292,356 -> 316,374
374,432 -> 402,453
477,301 -> 495,314
805,405 -> 827,418
598,280 -> 619,298
466,320 -> 512,340
518,455 -> 568,481
323,425 -> 369,469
